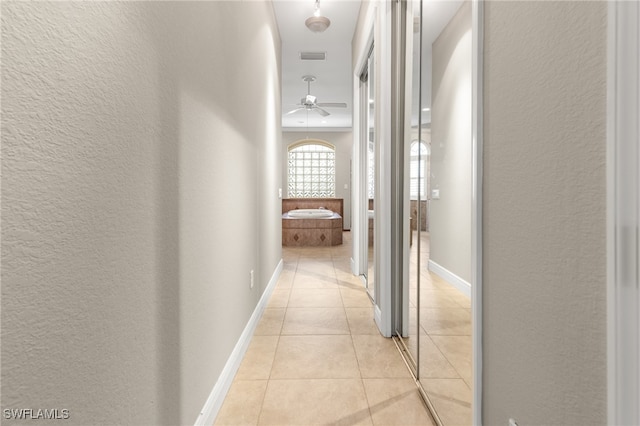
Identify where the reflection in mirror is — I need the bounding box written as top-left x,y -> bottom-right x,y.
399,0 -> 423,373
398,0 -> 473,424
366,48 -> 375,300
360,44 -> 376,301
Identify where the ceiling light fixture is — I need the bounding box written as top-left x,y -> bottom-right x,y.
305,0 -> 330,33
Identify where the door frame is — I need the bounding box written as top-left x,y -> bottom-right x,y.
607,1 -> 640,424
471,0 -> 484,424
353,0 -> 394,337
351,5 -> 374,281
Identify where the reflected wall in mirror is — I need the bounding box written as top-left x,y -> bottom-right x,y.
360,44 -> 376,301
398,0 -> 473,424
399,0 -> 425,373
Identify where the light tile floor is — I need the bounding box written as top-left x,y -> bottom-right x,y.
214,232 -> 470,425
401,232 -> 472,425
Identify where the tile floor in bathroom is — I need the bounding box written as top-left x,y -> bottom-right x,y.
214,232 -> 471,425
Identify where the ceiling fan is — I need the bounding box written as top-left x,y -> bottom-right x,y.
286,75 -> 347,117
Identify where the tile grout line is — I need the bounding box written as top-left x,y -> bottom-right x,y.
340,269 -> 376,425
333,250 -> 382,425
256,252 -> 298,426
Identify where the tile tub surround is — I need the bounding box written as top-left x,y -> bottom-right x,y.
282,212 -> 343,246
282,198 -> 345,247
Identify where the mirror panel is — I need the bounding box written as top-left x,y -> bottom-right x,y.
366,48 -> 376,300
398,0 -> 473,423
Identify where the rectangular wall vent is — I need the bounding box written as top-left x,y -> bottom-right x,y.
300,51 -> 326,61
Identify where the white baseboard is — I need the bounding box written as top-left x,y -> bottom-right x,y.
373,304 -> 385,336
195,259 -> 284,426
428,259 -> 471,298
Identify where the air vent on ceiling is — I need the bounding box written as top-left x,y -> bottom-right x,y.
300,51 -> 327,61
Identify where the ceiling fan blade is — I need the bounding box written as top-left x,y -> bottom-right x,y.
316,103 -> 347,108
285,106 -> 304,115
314,107 -> 330,117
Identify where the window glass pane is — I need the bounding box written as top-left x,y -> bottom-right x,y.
287,142 -> 336,198
409,141 -> 428,198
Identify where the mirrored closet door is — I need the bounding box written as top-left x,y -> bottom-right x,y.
396,1 -> 474,424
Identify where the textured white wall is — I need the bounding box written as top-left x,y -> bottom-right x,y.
282,131 -> 353,230
172,3 -> 281,422
1,2 -> 281,425
429,1 -> 472,283
483,2 -> 607,424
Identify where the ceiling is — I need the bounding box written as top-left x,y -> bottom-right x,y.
273,0 -> 362,131
273,0 -> 464,132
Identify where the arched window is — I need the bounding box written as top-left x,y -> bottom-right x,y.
410,140 -> 429,199
287,140 -> 336,198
